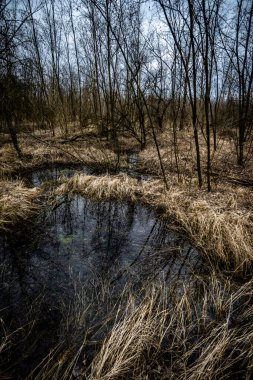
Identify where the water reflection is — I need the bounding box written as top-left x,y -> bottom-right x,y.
0,197 -> 199,313
17,154 -> 150,187
18,165 -> 93,187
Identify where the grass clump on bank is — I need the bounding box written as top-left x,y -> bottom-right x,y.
0,136 -> 120,177
142,181 -> 253,274
55,173 -> 140,202
0,180 -> 40,231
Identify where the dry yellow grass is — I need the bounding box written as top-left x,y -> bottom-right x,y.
0,180 -> 40,231
55,173 -> 140,202
182,277 -> 253,380
1,261 -> 253,379
138,126 -> 253,187
142,181 -> 253,273
87,277 -> 253,379
0,137 -> 120,177
90,288 -> 167,380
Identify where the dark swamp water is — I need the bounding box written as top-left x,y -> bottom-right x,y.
13,151 -> 151,188
0,166 -> 200,378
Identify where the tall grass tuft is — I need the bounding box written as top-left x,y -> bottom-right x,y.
55,173 -> 139,201
90,287 -> 167,380
142,182 -> 253,273
89,277 -> 253,379
0,180 -> 40,231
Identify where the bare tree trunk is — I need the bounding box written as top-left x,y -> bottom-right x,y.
69,0 -> 82,129
7,116 -> 22,159
235,0 -> 253,165
202,0 -> 211,191
158,0 -> 202,188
